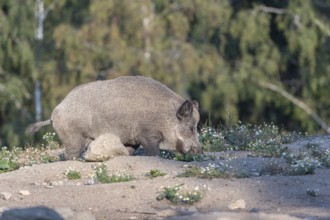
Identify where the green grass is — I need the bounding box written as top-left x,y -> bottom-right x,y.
177,164 -> 230,179
0,147 -> 19,173
156,184 -> 204,205
65,170 -> 81,180
199,123 -> 299,157
94,163 -> 133,184
146,169 -> 166,178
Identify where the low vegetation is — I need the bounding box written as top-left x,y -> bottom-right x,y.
177,163 -> 231,179
65,167 -> 81,180
0,132 -> 62,173
92,163 -> 133,184
199,122 -> 299,157
146,169 -> 166,178
156,184 -> 206,205
306,188 -> 320,197
0,123 -> 328,181
1,122 -> 330,208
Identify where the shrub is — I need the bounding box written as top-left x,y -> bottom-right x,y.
146,169 -> 166,178
306,188 -> 320,197
174,153 -> 206,162
200,123 -> 295,157
287,157 -> 320,175
199,127 -> 227,151
177,163 -> 231,179
93,163 -> 133,184
42,132 -> 60,149
65,167 -> 81,179
157,184 -> 205,205
0,147 -> 19,173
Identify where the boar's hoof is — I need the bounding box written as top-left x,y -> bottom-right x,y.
83,133 -> 129,162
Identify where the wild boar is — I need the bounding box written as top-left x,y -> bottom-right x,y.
26,76 -> 201,160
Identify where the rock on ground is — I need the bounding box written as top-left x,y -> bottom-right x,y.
83,133 -> 129,162
0,206 -> 95,220
167,211 -> 304,220
0,193 -> 11,201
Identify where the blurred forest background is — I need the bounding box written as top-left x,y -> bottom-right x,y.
1,0 -> 330,148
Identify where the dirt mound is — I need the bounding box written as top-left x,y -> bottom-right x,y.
1,137 -> 330,219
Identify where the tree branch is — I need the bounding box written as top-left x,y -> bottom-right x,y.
313,18 -> 330,37
258,6 -> 302,27
44,0 -> 60,18
258,81 -> 330,134
259,6 -> 287,14
258,5 -> 330,37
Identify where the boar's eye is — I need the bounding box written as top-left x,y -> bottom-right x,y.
190,127 -> 194,133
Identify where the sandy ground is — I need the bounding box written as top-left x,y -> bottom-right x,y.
1,136 -> 330,220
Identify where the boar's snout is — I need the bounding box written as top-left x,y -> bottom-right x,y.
189,145 -> 203,154
176,139 -> 202,155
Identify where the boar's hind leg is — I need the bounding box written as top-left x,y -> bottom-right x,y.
57,131 -> 86,160
64,136 -> 86,160
138,130 -> 163,156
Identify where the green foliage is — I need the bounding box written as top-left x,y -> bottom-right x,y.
160,149 -> 211,162
1,0 -> 330,147
0,147 -> 19,173
200,123 -> 295,157
65,167 -> 81,180
199,127 -> 227,152
146,169 -> 166,178
286,157 -> 320,175
174,153 -> 205,162
42,132 -> 59,149
306,188 -> 320,197
307,145 -> 330,168
159,150 -> 176,160
156,184 -> 204,205
177,163 -> 230,179
94,163 -> 133,184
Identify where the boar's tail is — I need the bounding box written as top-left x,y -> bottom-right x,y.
25,119 -> 52,134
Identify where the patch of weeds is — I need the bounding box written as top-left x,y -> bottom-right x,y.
160,149 -> 208,162
0,144 -> 63,173
93,163 -> 133,184
306,188 -> 320,197
281,130 -> 303,144
65,167 -> 81,180
260,159 -> 285,175
249,141 -> 288,158
234,171 -> 252,178
244,123 -> 289,157
177,166 -> 201,178
319,149 -> 330,167
40,153 -> 56,164
42,132 -> 60,149
174,153 -> 206,162
282,151 -> 321,175
287,157 -> 320,175
0,147 -> 19,173
305,142 -> 320,150
305,144 -> 330,168
200,122 -> 297,157
199,127 -> 227,151
223,122 -> 255,150
177,163 -> 231,179
156,184 -> 206,205
146,169 -> 166,178
159,150 -> 176,160
19,146 -> 61,166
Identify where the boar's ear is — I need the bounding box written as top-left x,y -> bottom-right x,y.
191,100 -> 199,110
177,100 -> 193,120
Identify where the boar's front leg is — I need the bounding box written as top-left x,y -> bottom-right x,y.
138,129 -> 163,156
